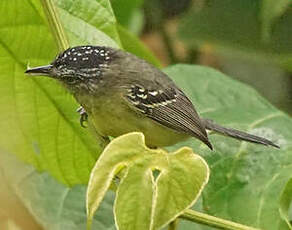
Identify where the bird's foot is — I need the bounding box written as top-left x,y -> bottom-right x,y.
77,106 -> 88,128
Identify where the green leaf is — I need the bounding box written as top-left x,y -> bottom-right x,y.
178,0 -> 292,70
261,0 -> 291,42
0,152 -> 116,230
86,132 -> 149,227
111,0 -> 143,29
163,64 -> 292,230
152,148 -> 209,229
114,158 -> 154,230
87,132 -> 209,230
0,0 -> 160,186
0,0 -> 105,186
280,178 -> 292,229
55,0 -> 121,47
117,25 -> 162,68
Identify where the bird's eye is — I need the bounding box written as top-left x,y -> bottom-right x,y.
65,76 -> 76,84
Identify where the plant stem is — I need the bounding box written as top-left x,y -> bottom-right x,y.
159,23 -> 178,64
168,219 -> 179,230
40,0 -> 69,51
180,209 -> 261,230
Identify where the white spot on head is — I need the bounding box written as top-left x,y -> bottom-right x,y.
82,57 -> 89,61
149,91 -> 158,96
132,101 -> 140,105
128,94 -> 136,99
73,57 -> 77,61
105,56 -> 110,60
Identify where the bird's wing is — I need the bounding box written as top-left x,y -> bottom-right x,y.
124,84 -> 212,149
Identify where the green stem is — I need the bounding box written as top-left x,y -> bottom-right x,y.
168,219 -> 179,230
40,0 -> 69,51
180,209 -> 261,230
159,23 -> 178,64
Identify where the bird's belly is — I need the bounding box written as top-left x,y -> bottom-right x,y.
88,101 -> 189,148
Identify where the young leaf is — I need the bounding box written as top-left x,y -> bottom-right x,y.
86,132 -> 154,229
114,158 -> 154,230
152,148 -> 209,229
87,132 -> 209,230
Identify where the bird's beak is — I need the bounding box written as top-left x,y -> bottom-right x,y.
25,64 -> 53,76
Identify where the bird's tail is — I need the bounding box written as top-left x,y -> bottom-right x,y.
203,118 -> 279,148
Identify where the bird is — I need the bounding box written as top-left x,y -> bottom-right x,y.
25,45 -> 279,150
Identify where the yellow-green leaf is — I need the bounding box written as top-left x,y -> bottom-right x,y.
86,132 -> 209,230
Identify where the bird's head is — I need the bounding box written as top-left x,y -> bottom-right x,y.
25,45 -> 114,93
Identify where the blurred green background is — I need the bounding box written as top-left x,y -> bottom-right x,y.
0,0 -> 291,229
112,0 -> 292,114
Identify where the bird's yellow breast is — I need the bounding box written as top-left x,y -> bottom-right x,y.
78,92 -> 189,148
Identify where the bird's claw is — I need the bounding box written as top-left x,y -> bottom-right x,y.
77,106 -> 88,128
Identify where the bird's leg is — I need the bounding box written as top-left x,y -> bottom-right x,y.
77,106 -> 88,128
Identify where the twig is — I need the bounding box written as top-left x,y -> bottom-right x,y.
40,0 -> 69,51
180,209 -> 261,230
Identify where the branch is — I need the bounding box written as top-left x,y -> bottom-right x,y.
40,0 -> 69,51
180,209 -> 261,230
168,219 -> 179,230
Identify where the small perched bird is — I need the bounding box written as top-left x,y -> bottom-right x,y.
25,45 -> 279,149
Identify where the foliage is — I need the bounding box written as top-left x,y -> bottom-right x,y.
86,133 -> 209,230
178,0 -> 292,70
164,65 -> 292,230
0,0 -> 291,230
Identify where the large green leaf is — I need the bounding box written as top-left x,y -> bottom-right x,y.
117,25 -> 161,68
178,0 -> 292,70
0,0 -> 160,186
0,152 -> 115,230
0,0 -> 104,186
110,0 -> 144,30
280,177 -> 292,229
163,64 -> 292,230
55,0 -> 120,47
87,132 -> 209,230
